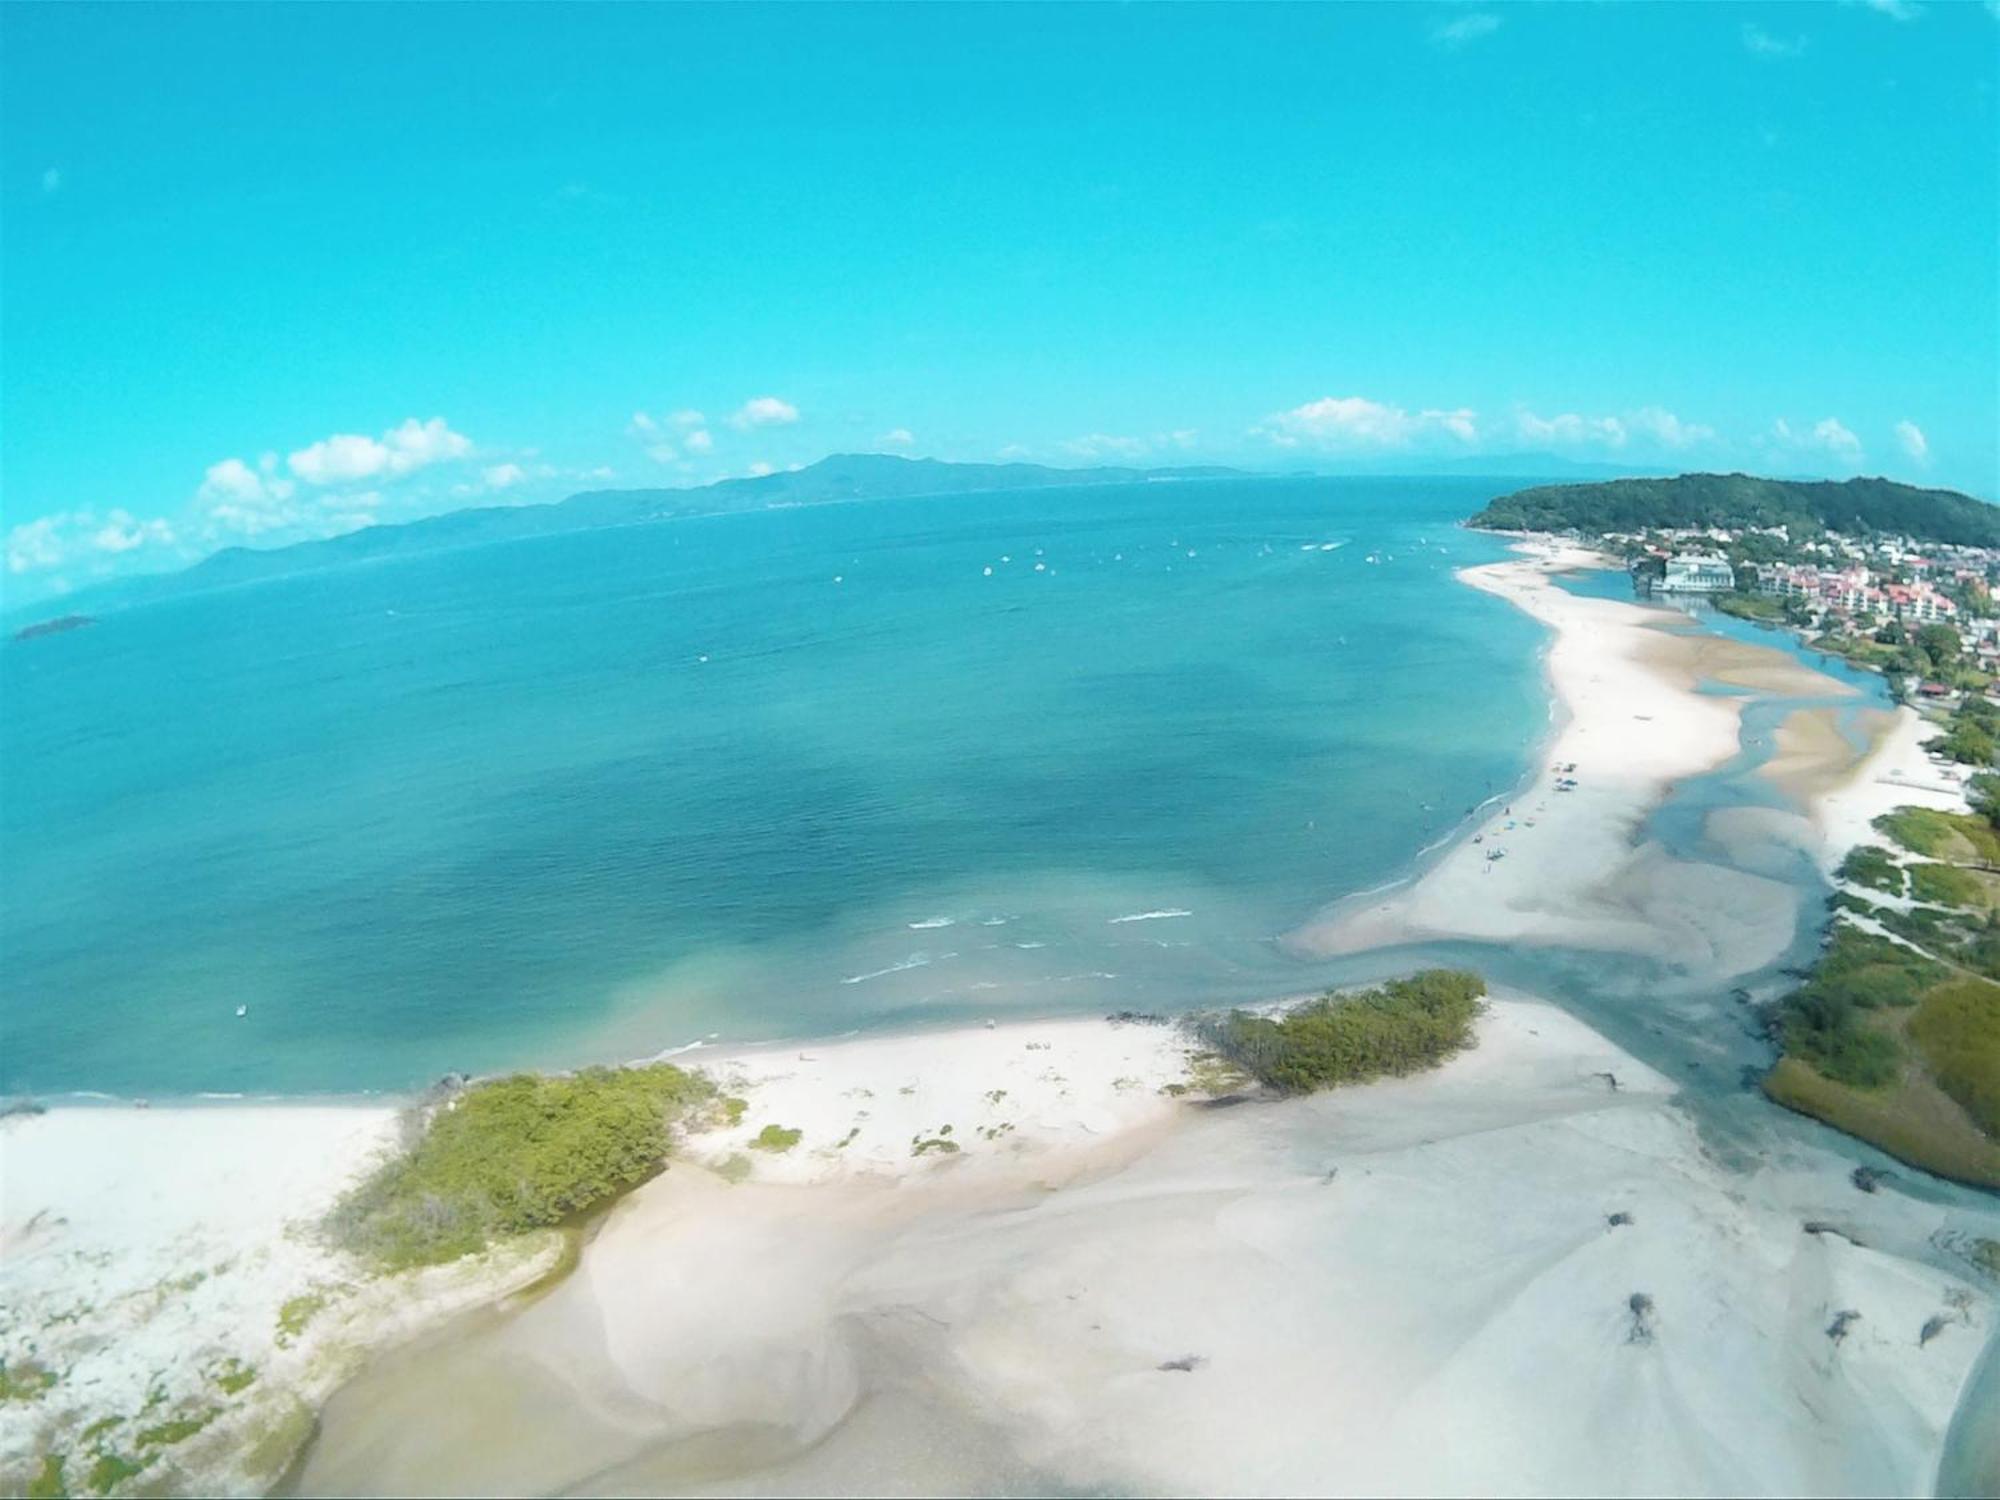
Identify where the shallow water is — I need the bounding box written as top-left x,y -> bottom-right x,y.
3,477 -> 1549,1096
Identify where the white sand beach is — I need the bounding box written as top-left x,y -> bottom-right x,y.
290,996 -> 1996,1499
0,1105 -> 567,1498
1806,704 -> 1974,875
1289,540 -> 1858,977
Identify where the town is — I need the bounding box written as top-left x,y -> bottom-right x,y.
1612,526 -> 2000,730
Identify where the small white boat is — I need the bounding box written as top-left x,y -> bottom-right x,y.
235,1005 -> 248,1018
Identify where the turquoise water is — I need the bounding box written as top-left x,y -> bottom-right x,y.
1,477 -> 1547,1095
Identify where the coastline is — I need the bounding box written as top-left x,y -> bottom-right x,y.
1286,538 -> 1858,979
6,536 -> 1995,1497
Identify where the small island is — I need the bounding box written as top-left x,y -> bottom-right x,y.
10,615 -> 94,643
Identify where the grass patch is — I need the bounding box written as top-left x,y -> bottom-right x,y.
713,1152 -> 753,1184
26,1454 -> 65,1500
718,1096 -> 747,1126
911,1126 -> 960,1156
136,1408 -> 217,1448
1837,844 -> 1905,896
1875,807 -> 2000,865
749,1124 -> 801,1153
1909,862 -> 1992,909
84,1452 -> 146,1496
1909,978 -> 2000,1136
1187,970 -> 1486,1094
1770,923 -> 1946,1087
1764,1056 -> 2000,1189
0,1357 -> 56,1403
327,1062 -> 713,1269
275,1290 -> 330,1347
208,1357 -> 257,1396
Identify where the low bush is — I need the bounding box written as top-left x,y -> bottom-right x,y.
328,1063 -> 712,1268
1837,844 -> 1904,896
1188,969 -> 1486,1094
1910,979 -> 2000,1139
1909,862 -> 1990,909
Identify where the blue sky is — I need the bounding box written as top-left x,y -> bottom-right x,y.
3,1 -> 1995,603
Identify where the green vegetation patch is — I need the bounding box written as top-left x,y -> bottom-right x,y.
136,1408 -> 218,1449
1189,969 -> 1486,1095
328,1062 -> 714,1268
1909,862 -> 1992,910
208,1357 -> 257,1395
1837,844 -> 1904,897
1875,807 -> 2000,865
1771,924 -> 1944,1088
275,1290 -> 331,1346
84,1452 -> 146,1496
26,1453 -> 65,1500
1909,978 -> 2000,1137
0,1357 -> 57,1403
749,1124 -> 801,1153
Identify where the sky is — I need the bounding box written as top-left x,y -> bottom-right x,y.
3,1 -> 1996,604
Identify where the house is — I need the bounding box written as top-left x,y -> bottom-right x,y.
1658,552 -> 1735,593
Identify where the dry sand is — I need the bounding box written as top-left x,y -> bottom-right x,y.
290,997 -> 1996,1499
1289,540 -> 1859,978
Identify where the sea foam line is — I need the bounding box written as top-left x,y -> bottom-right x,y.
1108,908 -> 1193,924
842,953 -> 951,985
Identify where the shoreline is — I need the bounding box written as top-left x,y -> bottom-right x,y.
7,538 -> 1996,1497
1286,537 -> 1861,980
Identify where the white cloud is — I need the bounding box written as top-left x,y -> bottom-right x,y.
1254,396 -> 1478,451
683,428 -> 714,454
1167,428 -> 1200,449
746,460 -> 777,477
7,508 -> 178,575
1061,433 -> 1152,460
1857,0 -> 1919,19
41,167 -> 61,194
1895,420 -> 1930,464
91,509 -> 176,555
1514,409 -> 1628,448
288,416 -> 472,486
1627,406 -> 1716,449
730,396 -> 799,429
644,443 -> 681,465
1742,24 -> 1807,57
1812,417 -> 1864,463
1431,13 -> 1501,48
198,456 -> 296,508
669,409 -> 706,429
880,428 -> 916,448
1772,416 -> 1865,467
630,411 -> 658,434
482,463 -> 527,490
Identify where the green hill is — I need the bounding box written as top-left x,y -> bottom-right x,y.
1469,473 -> 2000,548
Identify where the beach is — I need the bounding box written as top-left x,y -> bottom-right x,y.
6,535 -> 1997,1499
289,996 -> 1994,1499
1288,540 -> 1861,979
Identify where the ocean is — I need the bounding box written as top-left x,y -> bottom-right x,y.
1,476 -> 1548,1095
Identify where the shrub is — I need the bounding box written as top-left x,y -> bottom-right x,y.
1188,969 -> 1486,1094
1837,845 -> 1904,896
749,1124 -> 801,1152
1910,862 -> 1989,909
1910,979 -> 2000,1138
327,1063 -> 713,1268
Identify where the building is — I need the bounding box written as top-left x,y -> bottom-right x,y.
1657,552 -> 1735,593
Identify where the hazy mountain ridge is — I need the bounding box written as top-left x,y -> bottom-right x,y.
13,454 -> 1244,621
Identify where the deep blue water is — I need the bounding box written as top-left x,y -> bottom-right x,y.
1,476 -> 1548,1094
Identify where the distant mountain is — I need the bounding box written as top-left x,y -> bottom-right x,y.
27,454 -> 1244,620
1468,473 -> 2000,548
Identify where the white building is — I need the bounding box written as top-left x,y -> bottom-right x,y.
1658,552 -> 1735,593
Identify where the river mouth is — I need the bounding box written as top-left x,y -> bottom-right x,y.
283,565 -> 2000,1498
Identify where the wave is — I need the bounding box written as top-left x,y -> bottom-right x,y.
841,952 -> 953,985
1012,941 -> 1047,950
1108,908 -> 1193,924
907,916 -> 956,930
